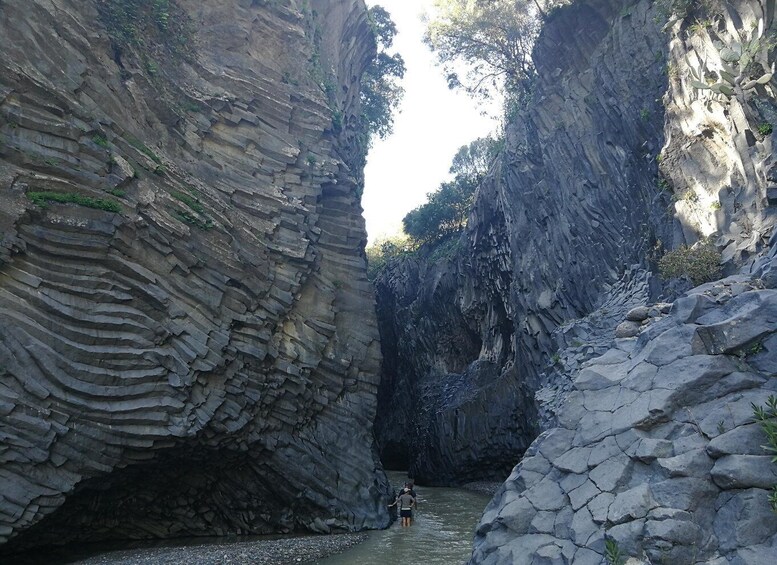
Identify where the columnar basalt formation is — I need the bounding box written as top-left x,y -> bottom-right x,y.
376,0 -> 673,484
467,0 -> 777,561
0,0 -> 389,552
376,0 -> 777,560
471,274 -> 777,564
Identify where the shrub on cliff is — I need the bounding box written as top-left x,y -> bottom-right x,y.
658,239 -> 722,285
402,136 -> 500,244
96,0 -> 192,59
403,177 -> 478,243
423,0 -> 558,103
366,235 -> 415,280
752,395 -> 777,512
361,6 -> 405,142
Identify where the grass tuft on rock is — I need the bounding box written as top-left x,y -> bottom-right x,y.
27,191 -> 122,213
752,395 -> 777,512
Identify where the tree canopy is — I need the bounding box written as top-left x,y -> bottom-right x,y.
423,0 -> 551,101
361,6 -> 406,143
366,234 -> 414,280
402,136 -> 501,244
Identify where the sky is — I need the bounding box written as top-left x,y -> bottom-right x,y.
362,0 -> 499,245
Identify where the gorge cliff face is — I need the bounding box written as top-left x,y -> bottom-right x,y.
376,0 -> 673,484
375,0 -> 777,560
0,0 -> 389,551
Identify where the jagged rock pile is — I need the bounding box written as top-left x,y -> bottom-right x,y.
471,272 -> 777,564
614,303 -> 673,339
0,0 -> 388,553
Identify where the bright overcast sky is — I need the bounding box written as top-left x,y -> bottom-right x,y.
362,0 -> 499,245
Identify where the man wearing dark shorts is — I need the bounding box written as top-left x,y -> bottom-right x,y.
393,488 -> 415,527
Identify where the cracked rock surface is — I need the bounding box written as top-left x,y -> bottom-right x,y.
470,275 -> 777,564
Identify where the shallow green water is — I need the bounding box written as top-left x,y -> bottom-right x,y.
10,471 -> 491,565
317,471 -> 491,565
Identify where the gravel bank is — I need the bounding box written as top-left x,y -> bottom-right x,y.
74,534 -> 368,565
10,533 -> 368,565
460,481 -> 501,497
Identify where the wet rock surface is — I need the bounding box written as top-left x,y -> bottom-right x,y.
0,0 -> 388,553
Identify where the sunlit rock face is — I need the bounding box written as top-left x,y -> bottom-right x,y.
378,0 -> 777,561
375,0 -> 672,485
0,0 -> 389,552
468,0 -> 777,561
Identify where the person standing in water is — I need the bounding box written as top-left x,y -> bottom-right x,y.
405,481 -> 418,522
389,487 -> 416,527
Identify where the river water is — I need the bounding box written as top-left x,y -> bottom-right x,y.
9,471 -> 491,565
317,471 -> 491,565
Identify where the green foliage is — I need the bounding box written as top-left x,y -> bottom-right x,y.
758,122 -> 773,135
423,0 -> 550,103
366,234 -> 415,280
360,6 -> 406,143
171,190 -> 212,230
126,135 -> 162,165
173,210 -> 213,230
687,17 -> 715,35
96,0 -> 192,59
744,341 -> 765,357
27,191 -> 122,213
172,191 -> 205,214
403,178 -> 476,243
402,136 -> 500,244
449,136 -> 503,179
640,108 -> 651,121
427,234 -> 462,262
658,240 -> 721,285
92,134 -> 110,148
688,18 -> 774,101
604,538 -> 627,565
752,395 -> 777,512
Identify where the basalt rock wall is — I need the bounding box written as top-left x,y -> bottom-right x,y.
467,0 -> 777,562
376,0 -> 777,498
0,0 -> 389,552
376,0 -> 672,484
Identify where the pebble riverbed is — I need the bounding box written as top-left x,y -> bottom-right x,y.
66,533 -> 368,565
